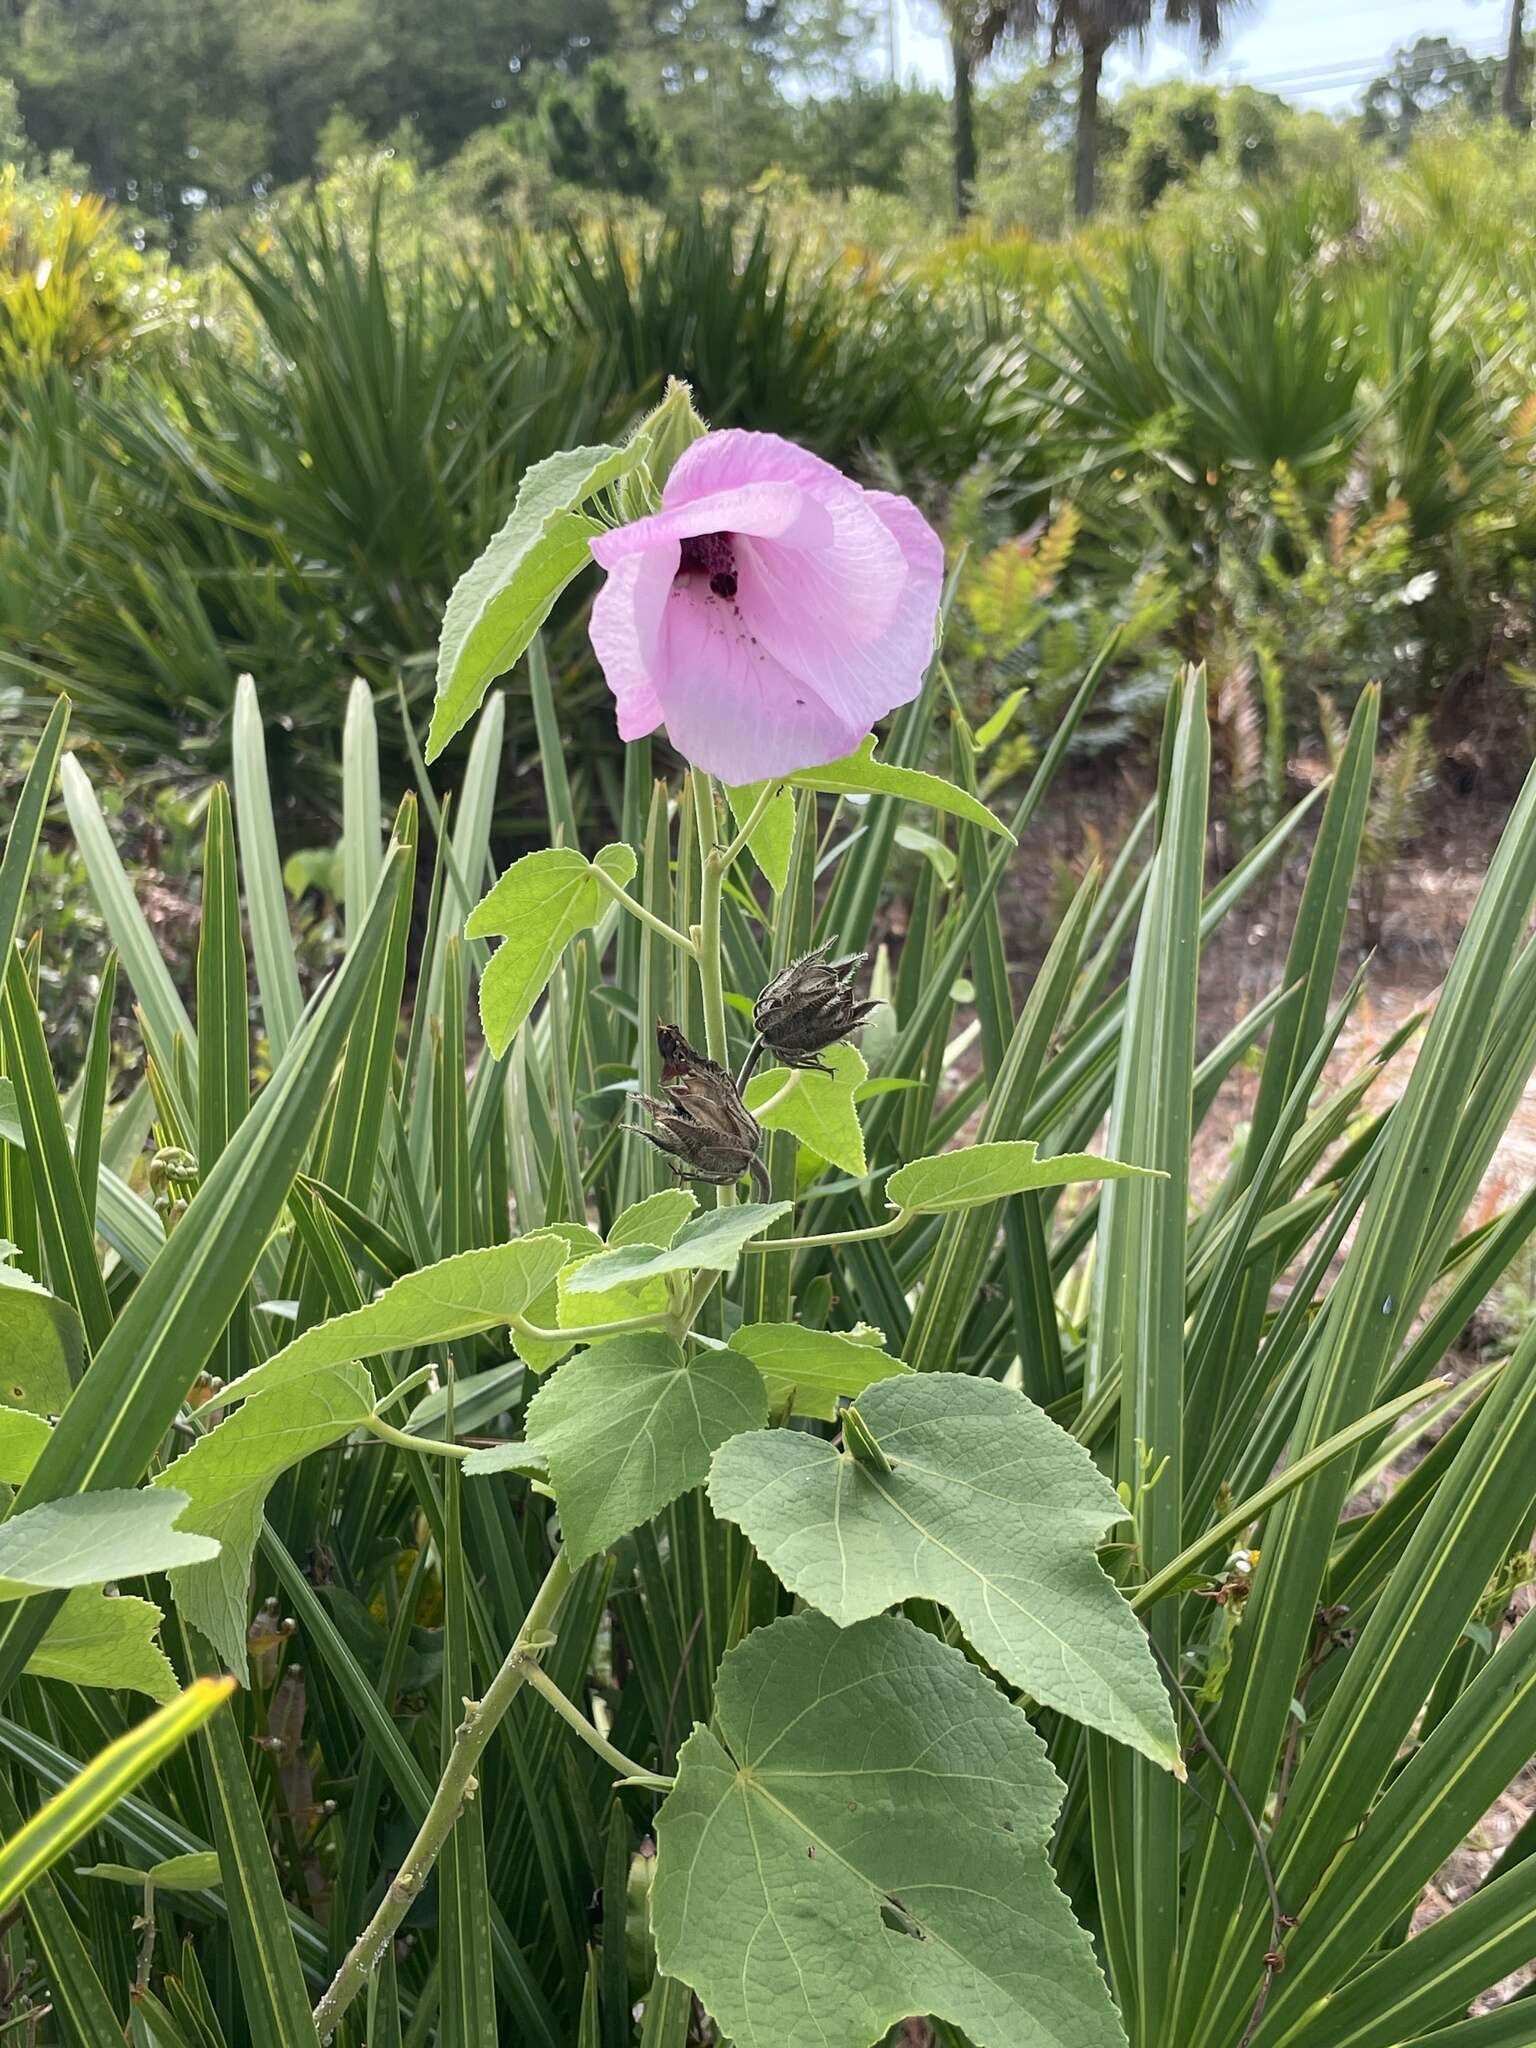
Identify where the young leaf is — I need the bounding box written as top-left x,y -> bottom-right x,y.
0,1678 -> 235,1915
782,738 -> 1013,840
466,844 -> 638,1054
744,1044 -> 868,1179
514,1222 -> 604,1372
523,1334 -> 767,1561
724,781 -> 796,895
0,1256 -> 81,1413
887,1140 -> 1157,1215
561,1203 -> 792,1296
153,1364 -> 375,1676
710,1374 -> 1178,1769
428,442 -> 642,760
607,1188 -> 698,1249
0,1406 -> 52,1485
726,1322 -> 909,1422
77,1851 -> 222,1891
652,1609 -> 1127,2048
26,1589 -> 177,1702
221,1235 -> 570,1401
0,1491 -> 218,1600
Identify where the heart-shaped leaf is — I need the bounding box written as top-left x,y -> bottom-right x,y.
560,1203 -> 792,1296
709,1372 -> 1179,1770
744,1044 -> 868,1179
727,1322 -> 908,1422
0,1491 -> 218,1602
652,1609 -> 1126,2048
523,1334 -> 766,1561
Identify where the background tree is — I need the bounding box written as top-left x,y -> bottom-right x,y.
540,60 -> 667,197
1361,36 -> 1500,149
1503,0 -> 1530,130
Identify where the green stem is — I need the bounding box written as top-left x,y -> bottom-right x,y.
741,1211 -> 909,1254
520,1659 -> 675,1789
363,1414 -> 471,1461
591,864 -> 697,959
313,1550 -> 575,2041
372,1363 -> 439,1415
509,1307 -> 677,1347
1130,1374 -> 1457,1613
694,773 -> 736,1208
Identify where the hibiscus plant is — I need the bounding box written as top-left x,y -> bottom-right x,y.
0,382 -> 1534,2048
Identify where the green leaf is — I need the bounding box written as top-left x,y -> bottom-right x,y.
561,1203 -> 792,1297
0,1405 -> 52,1485
783,737 -> 1013,840
0,1677 -> 235,1915
26,1589 -> 177,1702
514,1223 -> 604,1372
726,1322 -> 909,1422
894,823 -> 958,886
523,1334 -> 767,1562
222,1236 -> 571,1402
608,1189 -> 698,1249
232,676 -> 304,1062
0,1254 -> 81,1413
744,1044 -> 868,1178
710,1374 -> 1178,1769
153,1365 -> 375,1676
428,443 -> 642,760
77,1850 -> 223,1891
466,844 -> 638,1055
651,1609 -> 1126,2048
0,1491 -> 218,1601
724,781 -> 796,895
887,1140 -> 1158,1215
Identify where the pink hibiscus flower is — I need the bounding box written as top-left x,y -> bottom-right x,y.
587,429 -> 944,785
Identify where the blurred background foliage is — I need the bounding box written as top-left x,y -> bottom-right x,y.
0,1 -> 1532,849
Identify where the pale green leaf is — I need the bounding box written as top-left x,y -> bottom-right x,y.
783,738 -> 1012,840
0,1407 -> 52,1486
607,1189 -> 698,1249
726,1322 -> 910,1422
894,823 -> 958,887
222,1237 -> 571,1402
523,1334 -> 767,1562
724,782 -> 796,895
427,443 -> 642,759
25,1589 -> 177,1703
709,1374 -> 1179,1770
561,1203 -> 792,1296
462,1443 -> 548,1481
887,1140 -> 1160,1216
744,1044 -> 868,1179
77,1851 -> 222,1891
652,1609 -> 1127,2048
0,1491 -> 218,1602
154,1366 -> 375,1676
975,686 -> 1029,752
466,844 -> 638,1054
555,1257 -> 672,1335
0,1256 -> 82,1414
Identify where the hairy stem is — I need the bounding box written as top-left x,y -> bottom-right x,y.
312,1550 -> 575,2041
741,1211 -> 909,1253
591,864 -> 697,959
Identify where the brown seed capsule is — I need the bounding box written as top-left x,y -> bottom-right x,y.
752,941 -> 878,1073
632,1024 -> 770,1197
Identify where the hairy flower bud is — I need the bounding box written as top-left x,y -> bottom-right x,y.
752,942 -> 878,1073
633,1024 -> 769,1197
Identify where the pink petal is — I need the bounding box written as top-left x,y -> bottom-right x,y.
588,548 -> 673,741
663,428 -> 864,513
731,487 -> 940,730
590,481 -> 831,568
654,584 -> 864,783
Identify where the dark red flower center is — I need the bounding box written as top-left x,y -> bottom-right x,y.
679,531 -> 738,601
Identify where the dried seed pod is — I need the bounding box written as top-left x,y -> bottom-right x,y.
632,1024 -> 769,1197
752,941 -> 878,1073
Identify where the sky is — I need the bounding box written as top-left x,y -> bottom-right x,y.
893,0 -> 1512,108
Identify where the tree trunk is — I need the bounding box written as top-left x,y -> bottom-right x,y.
1504,0 -> 1530,129
951,21 -> 977,220
1073,36 -> 1107,221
